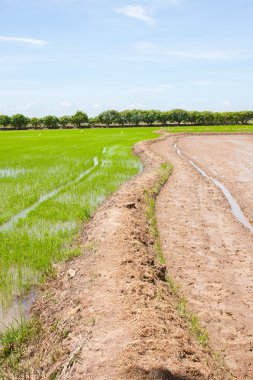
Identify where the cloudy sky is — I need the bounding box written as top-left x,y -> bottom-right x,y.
0,0 -> 253,116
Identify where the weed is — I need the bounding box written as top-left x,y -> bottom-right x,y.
87,316 -> 96,326
145,162 -> 173,265
90,271 -> 101,283
0,318 -> 41,373
145,162 -> 210,347
167,273 -> 209,347
0,318 -> 40,359
155,287 -> 165,301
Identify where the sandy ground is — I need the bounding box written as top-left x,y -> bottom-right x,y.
154,134 -> 253,379
2,135 -> 230,380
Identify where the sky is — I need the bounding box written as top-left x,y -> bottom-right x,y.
0,0 -> 253,117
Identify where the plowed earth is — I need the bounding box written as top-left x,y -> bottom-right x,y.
155,134 -> 253,379
3,134 -> 252,380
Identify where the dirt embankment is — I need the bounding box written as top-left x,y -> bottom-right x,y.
155,134 -> 253,379
1,135 -> 229,380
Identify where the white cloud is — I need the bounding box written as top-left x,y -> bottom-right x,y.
0,36 -> 49,46
128,102 -> 144,109
134,42 -> 156,54
154,0 -> 182,5
129,84 -> 172,93
134,42 -> 242,61
16,103 -> 35,111
223,100 -> 231,106
164,50 -> 235,60
7,80 -> 39,85
115,5 -> 154,24
195,80 -> 214,86
59,101 -> 71,107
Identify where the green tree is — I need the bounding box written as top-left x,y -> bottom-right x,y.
160,111 -> 172,125
117,112 -> 128,126
201,111 -> 215,125
129,110 -> 144,125
237,111 -> 253,124
71,111 -> 89,128
88,116 -> 99,127
11,114 -> 30,129
30,117 -> 41,129
0,115 -> 11,129
42,115 -> 59,129
169,109 -> 189,124
142,110 -> 161,125
119,110 -> 133,126
59,116 -> 71,128
97,110 -> 120,127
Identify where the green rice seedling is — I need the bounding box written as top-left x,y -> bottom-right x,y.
0,318 -> 40,363
163,124 -> 253,134
0,128 -> 157,309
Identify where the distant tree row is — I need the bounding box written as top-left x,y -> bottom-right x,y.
1,109 -> 253,130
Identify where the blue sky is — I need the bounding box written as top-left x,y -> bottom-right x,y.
0,0 -> 253,116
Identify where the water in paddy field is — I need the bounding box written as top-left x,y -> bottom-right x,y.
0,168 -> 26,178
174,143 -> 253,234
0,152 -> 104,330
0,265 -> 39,332
0,290 -> 37,333
0,156 -> 99,233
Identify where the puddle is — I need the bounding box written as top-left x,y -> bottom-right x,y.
212,178 -> 253,233
189,160 -> 209,178
0,290 -> 37,333
174,143 -> 253,234
173,143 -> 182,156
0,168 -> 26,178
0,157 -> 99,232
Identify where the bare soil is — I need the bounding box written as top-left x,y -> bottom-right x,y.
1,135 -> 231,380
155,134 -> 253,379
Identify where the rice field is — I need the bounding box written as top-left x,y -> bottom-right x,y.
165,124 -> 253,133
0,128 -> 157,308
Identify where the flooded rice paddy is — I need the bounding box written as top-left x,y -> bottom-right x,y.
0,128 -> 157,329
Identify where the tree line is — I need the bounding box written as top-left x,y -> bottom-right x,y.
0,109 -> 253,130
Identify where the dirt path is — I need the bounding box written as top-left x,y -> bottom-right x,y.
2,136 -> 229,380
154,134 -> 253,379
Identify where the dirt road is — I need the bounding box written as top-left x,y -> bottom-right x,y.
154,134 -> 253,379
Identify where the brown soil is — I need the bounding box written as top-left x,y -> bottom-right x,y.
155,134 -> 253,379
1,135 -> 230,380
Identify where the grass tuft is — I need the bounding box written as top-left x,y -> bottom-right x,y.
0,318 -> 41,375
145,162 -> 209,347
145,162 -> 173,265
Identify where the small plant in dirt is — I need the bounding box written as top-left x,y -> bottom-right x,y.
145,163 -> 210,348
0,318 -> 41,374
145,162 -> 173,265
